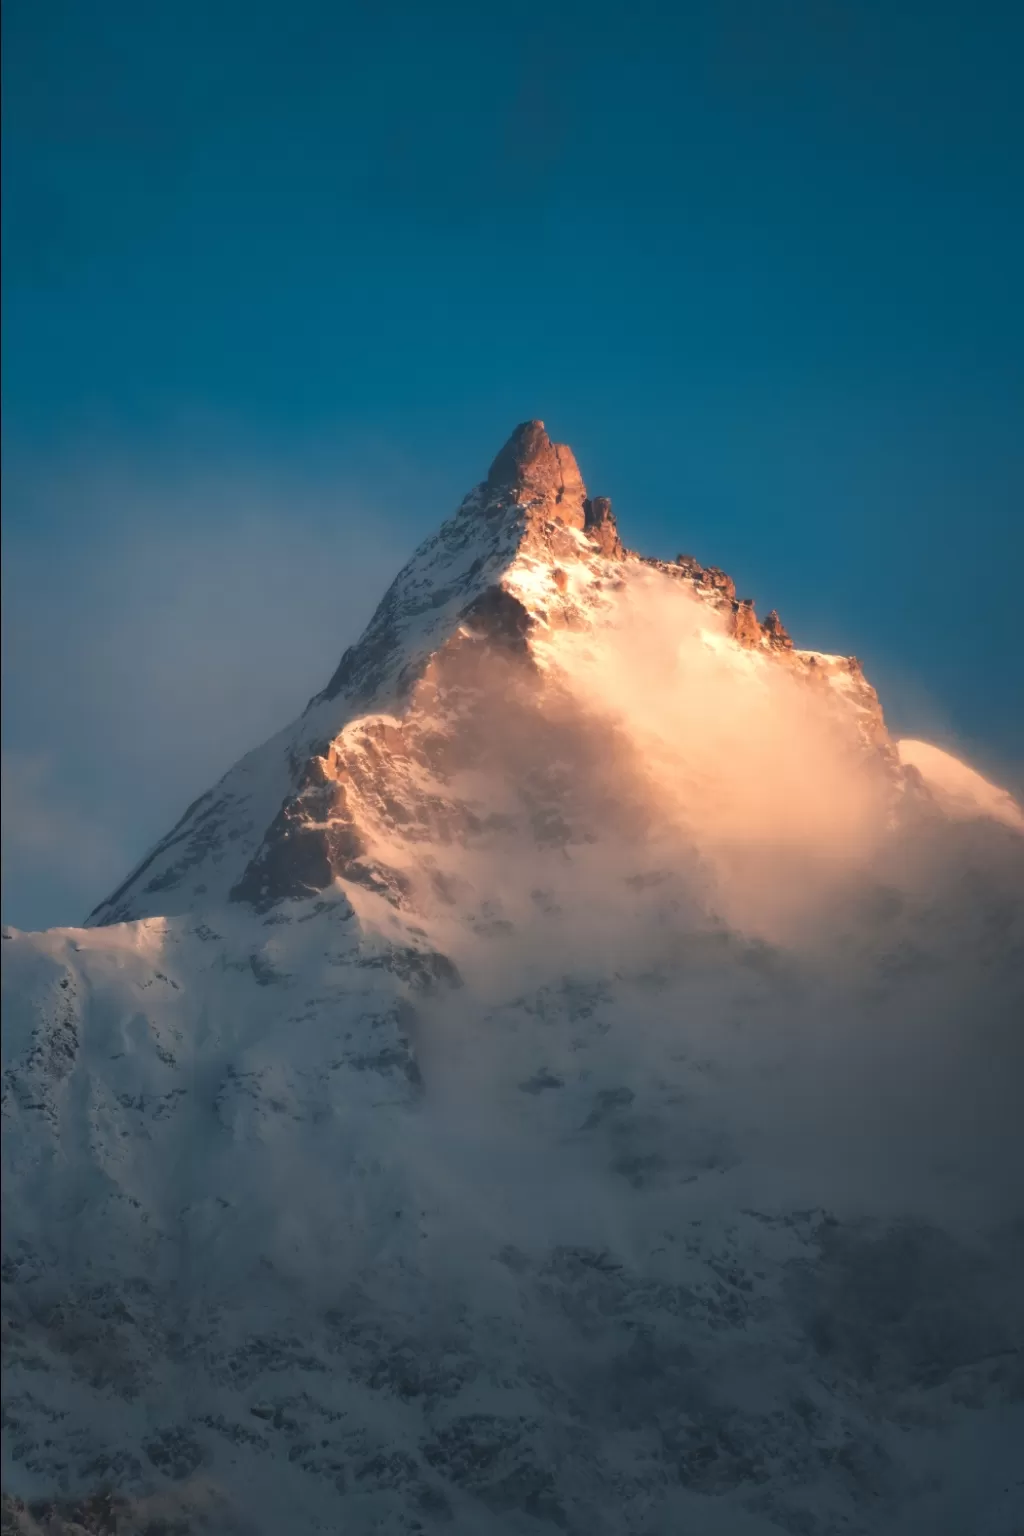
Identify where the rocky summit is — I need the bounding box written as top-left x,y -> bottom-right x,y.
3,424 -> 1023,1536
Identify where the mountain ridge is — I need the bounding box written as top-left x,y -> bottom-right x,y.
86,421 -> 890,930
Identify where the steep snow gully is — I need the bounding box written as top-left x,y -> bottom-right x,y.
3,424 -> 1023,1536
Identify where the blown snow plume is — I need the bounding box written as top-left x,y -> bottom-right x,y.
3,422 -> 1023,1536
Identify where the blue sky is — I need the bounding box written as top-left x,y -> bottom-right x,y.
3,0 -> 1022,929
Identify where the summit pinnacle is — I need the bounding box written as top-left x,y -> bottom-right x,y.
485,419 -> 587,527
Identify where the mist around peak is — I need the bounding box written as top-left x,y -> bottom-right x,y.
386,569 -> 1024,1239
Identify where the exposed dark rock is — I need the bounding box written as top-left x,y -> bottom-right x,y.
354,946 -> 461,993
583,496 -> 624,558
422,1414 -> 567,1529
229,790 -> 363,913
459,586 -> 534,656
763,609 -> 793,650
519,1069 -> 564,1095
731,598 -> 762,648
582,1086 -> 635,1129
701,565 -> 737,602
142,1428 -> 203,1482
5,1492 -> 121,1535
673,555 -> 736,603
787,1219 -> 1024,1397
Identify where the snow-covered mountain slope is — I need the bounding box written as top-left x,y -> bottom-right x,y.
897,738 -> 1024,832
4,424 -> 1024,1536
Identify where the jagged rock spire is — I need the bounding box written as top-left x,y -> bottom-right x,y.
583,495 -> 623,559
486,420 -> 587,528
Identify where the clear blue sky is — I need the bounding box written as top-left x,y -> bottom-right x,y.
3,0 -> 1023,929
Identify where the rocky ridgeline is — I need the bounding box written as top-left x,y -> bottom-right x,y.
488,419 -> 791,650
664,552 -> 793,653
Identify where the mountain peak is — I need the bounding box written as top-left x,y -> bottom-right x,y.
84,424 -> 896,926
485,419 -> 587,527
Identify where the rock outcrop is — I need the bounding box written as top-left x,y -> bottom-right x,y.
731,597 -> 762,648
486,418 -> 587,528
675,555 -> 738,604
762,609 -> 793,650
584,496 -> 624,559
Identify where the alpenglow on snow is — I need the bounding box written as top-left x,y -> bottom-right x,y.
3,423 -> 1023,1536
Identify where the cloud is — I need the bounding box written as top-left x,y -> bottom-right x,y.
325,564 -> 1024,1239
549,579 -> 894,943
